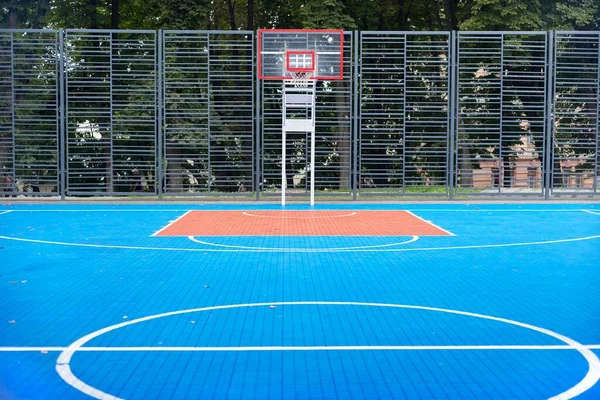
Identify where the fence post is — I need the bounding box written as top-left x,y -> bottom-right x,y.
544,31 -> 554,200
448,31 -> 457,201
59,29 -> 66,199
352,31 -> 359,201
157,30 -> 163,200
255,31 -> 260,201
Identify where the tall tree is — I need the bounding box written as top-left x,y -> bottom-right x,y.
111,0 -> 119,29
300,0 -> 357,29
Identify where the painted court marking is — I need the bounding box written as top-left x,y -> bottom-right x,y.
1,208 -> 597,213
242,211 -> 357,219
53,302 -> 600,400
150,210 -> 193,237
3,344 -> 600,352
1,234 -> 599,253
583,210 -> 600,216
0,210 -> 12,215
404,210 -> 455,236
188,235 -> 419,251
153,210 -> 451,237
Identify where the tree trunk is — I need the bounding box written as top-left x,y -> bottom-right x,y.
226,0 -> 237,30
111,0 -> 120,29
247,0 -> 254,31
8,5 -> 17,29
443,0 -> 458,31
337,87 -> 350,191
90,0 -> 98,29
33,0 -> 50,29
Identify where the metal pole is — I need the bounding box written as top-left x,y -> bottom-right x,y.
352,31 -> 359,201
595,33 -> 600,194
499,34 -> 505,194
310,81 -> 316,207
401,34 -> 407,194
282,81 -> 286,206
544,32 -> 554,200
254,33 -> 260,201
59,29 -> 66,199
10,33 -> 16,194
448,32 -> 456,201
109,32 -> 114,193
157,30 -> 163,199
64,31 -> 71,197
207,34 -> 212,193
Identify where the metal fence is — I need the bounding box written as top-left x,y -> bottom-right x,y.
161,31 -> 254,197
0,30 -> 60,196
65,30 -> 157,196
455,32 -> 550,197
359,32 -> 451,197
0,29 -> 598,200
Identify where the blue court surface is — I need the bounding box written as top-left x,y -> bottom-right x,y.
1,203 -> 599,399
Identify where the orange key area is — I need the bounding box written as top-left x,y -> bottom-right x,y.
155,210 -> 452,237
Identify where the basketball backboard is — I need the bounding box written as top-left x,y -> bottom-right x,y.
258,29 -> 344,81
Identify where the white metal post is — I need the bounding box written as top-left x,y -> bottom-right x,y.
282,80 -> 317,206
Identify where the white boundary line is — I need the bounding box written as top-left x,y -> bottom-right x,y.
583,210 -> 600,216
150,210 -> 193,237
0,210 -> 12,215
188,235 -> 419,251
242,211 -> 357,219
404,210 -> 455,236
2,209 -> 185,212
54,301 -> 600,400
1,234 -> 599,253
1,209 -> 597,213
3,344 -> 600,352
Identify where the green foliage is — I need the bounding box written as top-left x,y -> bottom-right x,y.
299,0 -> 357,29
461,0 -> 544,30
551,0 -> 600,30
152,0 -> 212,30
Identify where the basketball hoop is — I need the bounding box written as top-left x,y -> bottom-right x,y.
289,71 -> 313,88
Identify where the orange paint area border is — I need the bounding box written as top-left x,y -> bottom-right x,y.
154,211 -> 452,237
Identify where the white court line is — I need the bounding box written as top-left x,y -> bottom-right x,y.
188,235 -> 419,251
2,209 -> 596,213
1,234 -> 599,253
242,211 -> 357,219
150,210 -> 193,237
0,210 -> 12,215
3,209 -> 186,212
583,210 -> 600,216
54,301 -> 600,400
3,344 -> 600,352
404,210 -> 455,236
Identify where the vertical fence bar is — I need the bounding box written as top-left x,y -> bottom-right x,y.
207,35 -> 212,193
352,31 -> 359,200
544,32 -> 554,200
448,31 -> 456,200
401,34 -> 407,194
498,34 -> 505,194
10,33 -> 16,192
109,33 -> 114,193
255,33 -> 261,200
59,29 -> 66,199
595,33 -> 600,194
157,30 -> 163,199
64,31 -> 70,196
550,32 -> 559,198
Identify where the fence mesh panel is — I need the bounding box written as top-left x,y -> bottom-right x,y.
0,30 -> 59,196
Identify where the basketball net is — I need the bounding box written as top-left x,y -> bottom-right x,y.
289,71 -> 313,88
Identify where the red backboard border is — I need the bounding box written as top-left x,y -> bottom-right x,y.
258,29 -> 344,81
